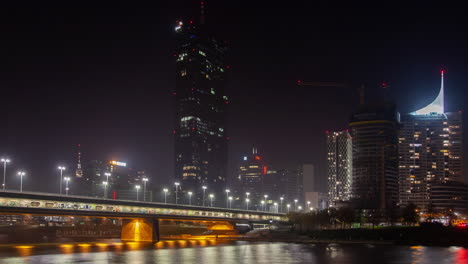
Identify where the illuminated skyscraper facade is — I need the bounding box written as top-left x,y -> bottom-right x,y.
327,130 -> 352,206
173,16 -> 229,204
237,148 -> 265,205
399,71 -> 463,209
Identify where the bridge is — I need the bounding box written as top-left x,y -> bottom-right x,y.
0,191 -> 286,243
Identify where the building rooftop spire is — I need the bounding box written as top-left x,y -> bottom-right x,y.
411,70 -> 445,115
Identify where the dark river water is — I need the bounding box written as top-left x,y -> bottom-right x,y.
0,240 -> 467,264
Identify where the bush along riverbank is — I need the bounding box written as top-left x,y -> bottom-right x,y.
300,223 -> 468,246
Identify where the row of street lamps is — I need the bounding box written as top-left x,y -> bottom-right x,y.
2,157 -> 28,192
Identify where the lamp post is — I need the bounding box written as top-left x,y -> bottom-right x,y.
294,199 -> 298,211
209,194 -> 214,207
102,181 -> 108,198
228,196 -> 233,209
298,206 -> 302,212
264,195 -> 268,211
307,201 -> 311,211
188,191 -> 193,205
135,185 -> 141,201
246,198 -> 250,210
174,182 -> 180,204
261,200 -> 265,211
163,188 -> 168,204
280,197 -> 284,213
57,166 -> 66,194
274,202 -> 278,213
1,158 -> 10,191
202,186 -> 207,206
225,189 -> 230,208
17,171 -> 25,192
287,204 -> 291,213
64,177 -> 70,196
142,177 -> 148,201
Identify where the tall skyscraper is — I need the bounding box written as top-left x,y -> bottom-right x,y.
327,131 -> 352,206
173,6 -> 229,205
399,70 -> 463,209
350,101 -> 400,210
237,148 -> 266,206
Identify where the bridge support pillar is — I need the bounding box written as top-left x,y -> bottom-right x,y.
121,218 -> 159,243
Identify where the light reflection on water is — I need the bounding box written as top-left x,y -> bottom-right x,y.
0,241 -> 467,264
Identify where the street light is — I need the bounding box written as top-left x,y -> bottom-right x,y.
174,182 -> 180,204
228,196 -> 233,209
188,191 -> 193,205
294,199 -> 298,211
287,204 -> 291,213
64,177 -> 70,196
142,177 -> 148,201
202,186 -> 207,206
264,195 -> 269,211
280,197 -> 284,213
307,201 -> 311,211
246,198 -> 250,210
17,171 -> 25,192
135,185 -> 141,201
261,200 -> 265,211
1,158 -> 10,191
209,194 -> 214,207
57,166 -> 66,194
225,189 -> 230,208
298,206 -> 302,211
163,188 -> 168,204
274,202 -> 278,213
102,181 -> 108,198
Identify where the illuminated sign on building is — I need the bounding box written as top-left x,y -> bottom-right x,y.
110,161 -> 127,167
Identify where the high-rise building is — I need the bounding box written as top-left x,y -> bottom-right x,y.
327,131 -> 352,206
350,101 -> 400,210
173,6 -> 229,205
399,70 -> 463,209
237,148 -> 266,206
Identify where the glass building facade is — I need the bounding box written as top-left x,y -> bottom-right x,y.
174,20 -> 228,205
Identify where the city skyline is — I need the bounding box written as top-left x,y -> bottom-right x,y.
1,2 -> 466,194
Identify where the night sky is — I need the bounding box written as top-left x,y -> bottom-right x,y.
1,1 -> 467,192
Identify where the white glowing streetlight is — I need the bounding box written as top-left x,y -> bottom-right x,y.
294,199 -> 298,211
261,200 -> 265,211
209,194 -> 214,207
246,192 -> 250,199
202,186 -> 207,206
17,171 -> 25,192
307,201 -> 311,211
174,182 -> 180,204
142,177 -> 149,201
280,197 -> 284,213
188,191 -> 193,205
102,181 -> 108,198
135,185 -> 141,201
274,202 -> 278,213
163,188 -> 168,204
64,177 -> 70,196
57,166 -> 66,194
287,204 -> 291,213
225,189 -> 230,208
246,198 -> 250,210
264,194 -> 269,211
1,158 -> 10,191
228,196 -> 233,209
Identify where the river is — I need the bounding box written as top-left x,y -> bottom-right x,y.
0,240 -> 467,263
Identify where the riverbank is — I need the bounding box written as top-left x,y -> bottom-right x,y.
240,226 -> 468,247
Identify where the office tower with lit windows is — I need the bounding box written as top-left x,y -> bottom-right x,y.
399,70 -> 463,209
173,7 -> 229,205
350,101 -> 400,210
237,148 -> 265,206
327,130 -> 352,206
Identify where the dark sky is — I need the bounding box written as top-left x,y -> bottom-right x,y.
1,1 -> 467,192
